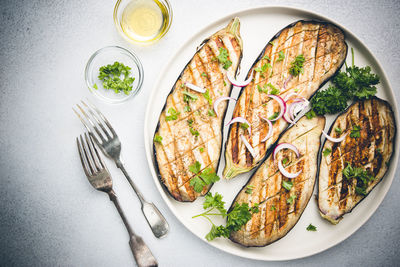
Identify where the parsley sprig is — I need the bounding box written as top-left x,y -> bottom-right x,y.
192,192 -> 259,241
289,54 -> 305,76
188,162 -> 220,193
342,163 -> 375,196
217,48 -> 232,70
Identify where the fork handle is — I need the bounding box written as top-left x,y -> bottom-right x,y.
108,191 -> 158,267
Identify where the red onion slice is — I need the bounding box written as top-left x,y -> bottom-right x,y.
266,94 -> 286,121
260,117 -> 273,142
240,135 -> 256,158
283,92 -> 298,102
213,96 -> 236,117
278,160 -> 302,178
274,143 -> 302,178
322,130 -> 348,143
227,72 -> 253,87
283,75 -> 292,90
226,117 -> 251,136
184,82 -> 206,93
273,143 -> 300,160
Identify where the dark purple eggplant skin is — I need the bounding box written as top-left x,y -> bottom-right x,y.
317,96 -> 397,221
152,38 -> 243,202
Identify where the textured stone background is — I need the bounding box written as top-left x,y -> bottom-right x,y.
0,0 -> 399,266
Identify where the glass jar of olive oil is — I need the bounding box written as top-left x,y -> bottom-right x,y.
114,0 -> 172,45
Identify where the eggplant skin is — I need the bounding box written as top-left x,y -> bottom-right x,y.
153,18 -> 243,202
223,20 -> 348,179
318,97 -> 396,224
229,116 -> 325,247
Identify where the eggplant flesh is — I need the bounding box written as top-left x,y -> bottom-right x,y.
230,116 -> 325,247
224,20 -> 347,179
318,97 -> 396,224
153,18 -> 243,202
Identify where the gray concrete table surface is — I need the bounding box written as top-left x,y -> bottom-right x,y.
1,0 -> 399,266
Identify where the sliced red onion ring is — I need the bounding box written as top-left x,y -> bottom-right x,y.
260,118 -> 273,142
213,96 -> 236,117
283,92 -> 298,102
184,82 -> 206,93
226,117 -> 251,136
240,135 -> 256,158
273,143 -> 300,160
278,160 -> 302,178
274,143 -> 301,178
291,102 -> 311,125
322,131 -> 348,143
266,94 -> 286,121
283,75 -> 292,90
227,72 -> 253,87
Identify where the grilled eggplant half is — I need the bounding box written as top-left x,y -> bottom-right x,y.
230,116 -> 325,247
318,97 -> 396,224
153,18 -> 243,202
224,20 -> 347,179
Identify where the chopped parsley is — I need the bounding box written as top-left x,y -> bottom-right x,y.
309,48 -> 380,115
203,89 -> 212,105
208,109 -> 216,117
217,47 -> 232,70
335,127 -> 343,134
263,55 -> 271,61
277,51 -> 285,62
189,162 -> 220,193
187,119 -> 194,126
223,80 -> 227,86
268,111 -> 280,121
350,125 -> 361,138
270,205 -> 276,211
183,90 -> 198,102
323,148 -> 332,157
240,123 -> 249,131
190,127 -> 200,136
342,163 -> 375,196
289,54 -> 305,76
282,158 -> 289,165
266,83 -> 280,95
282,180 -> 293,191
153,134 -> 162,144
199,147 -> 204,153
245,185 -> 254,194
306,224 -> 317,231
287,194 -> 296,204
184,105 -> 191,112
165,107 -> 180,121
201,72 -> 208,77
93,83 -> 98,89
255,63 -> 271,73
192,192 -> 259,241
98,62 -> 135,95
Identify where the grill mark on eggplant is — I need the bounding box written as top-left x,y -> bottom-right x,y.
318,97 -> 396,224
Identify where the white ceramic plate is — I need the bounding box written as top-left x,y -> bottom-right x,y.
144,6 -> 399,261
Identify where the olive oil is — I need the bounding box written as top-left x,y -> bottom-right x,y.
121,0 -> 170,43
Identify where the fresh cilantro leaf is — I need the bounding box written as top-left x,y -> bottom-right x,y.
287,194 -> 296,204
226,203 -> 253,232
199,167 -> 220,185
153,134 -> 162,144
282,180 -> 293,191
189,176 -> 206,193
306,224 -> 317,231
335,127 -> 343,134
203,89 -> 212,105
289,54 -> 305,76
350,125 -> 361,138
165,107 -> 180,121
323,148 -> 332,157
189,161 -> 201,174
203,192 -> 226,215
305,110 -> 316,119
277,51 -> 285,62
190,127 -> 199,136
245,185 -> 254,194
217,48 -> 232,70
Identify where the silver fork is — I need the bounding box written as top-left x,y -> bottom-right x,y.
77,133 -> 157,267
73,101 -> 169,238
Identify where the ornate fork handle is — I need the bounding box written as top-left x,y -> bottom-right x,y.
116,160 -> 169,239
108,190 -> 158,267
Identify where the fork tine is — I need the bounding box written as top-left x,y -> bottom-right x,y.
88,133 -> 107,169
81,101 -> 112,140
73,107 -> 92,133
76,103 -> 106,143
85,133 -> 102,171
80,134 -> 97,174
85,100 -> 117,137
76,137 -> 91,177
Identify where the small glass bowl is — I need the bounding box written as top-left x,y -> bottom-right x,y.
113,0 -> 173,45
85,46 -> 144,104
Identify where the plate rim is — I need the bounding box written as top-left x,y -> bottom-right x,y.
144,5 -> 399,261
